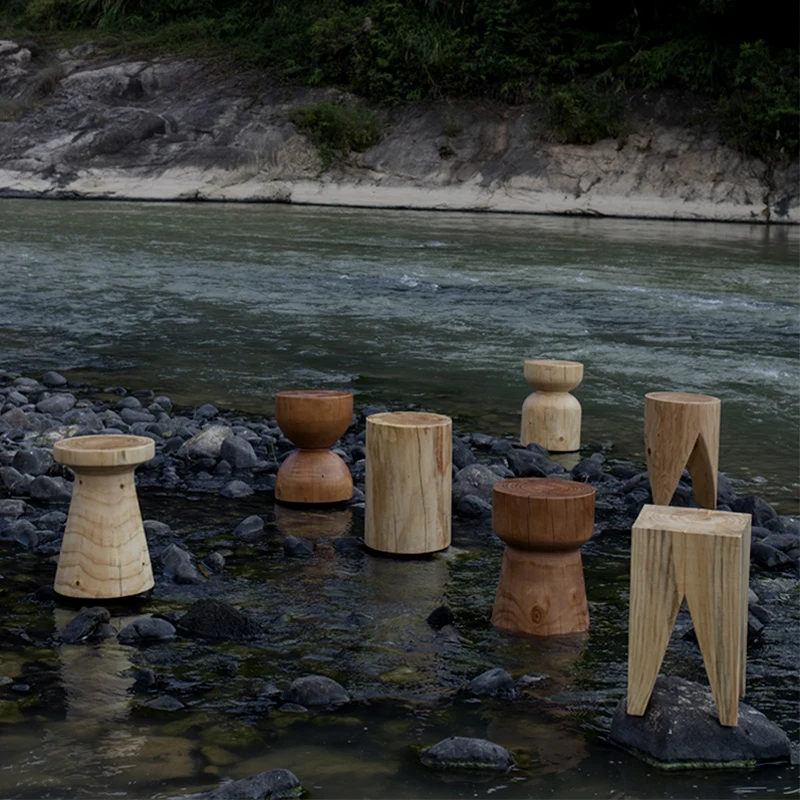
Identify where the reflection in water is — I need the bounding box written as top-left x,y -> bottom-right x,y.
274,505 -> 353,540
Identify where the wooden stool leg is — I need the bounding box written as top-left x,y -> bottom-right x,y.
492,548 -> 589,636
684,531 -> 743,726
626,527 -> 683,717
740,526 -> 751,698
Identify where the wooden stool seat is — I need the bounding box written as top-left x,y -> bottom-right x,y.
492,478 -> 595,636
365,411 -> 452,554
275,390 -> 353,504
628,505 -> 751,727
53,435 -> 155,600
644,391 -> 720,509
521,360 -> 583,453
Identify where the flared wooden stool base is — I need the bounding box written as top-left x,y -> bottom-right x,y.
628,505 -> 751,727
644,391 -> 720,509
275,450 -> 353,504
53,435 -> 155,600
521,360 -> 584,453
365,411 -> 452,555
275,390 -> 354,506
491,478 -> 595,636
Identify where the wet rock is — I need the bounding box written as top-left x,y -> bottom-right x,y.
731,495 -> 778,527
29,475 -> 72,502
751,541 -> 793,570
717,472 -> 736,506
420,736 -> 514,772
0,519 -> 38,549
489,439 -> 513,457
278,702 -> 308,713
283,535 -> 314,558
466,667 -> 516,699
11,446 -> 53,476
41,371 -> 68,388
1,407 -> 29,429
160,543 -> 204,584
426,605 -> 454,630
452,437 -> 476,469
610,676 -> 791,766
36,393 -> 76,416
144,519 -> 172,541
456,493 -> 493,519
195,403 -> 219,420
133,668 -> 157,689
333,536 -> 364,556
234,514 -> 264,542
506,447 -> 549,478
153,395 -> 173,411
179,768 -> 302,800
452,463 -> 501,504
94,622 -> 117,639
1,466 -> 32,495
470,433 -> 496,449
762,533 -> 800,552
221,479 -> 253,498
283,675 -> 350,707
572,453 -> 604,482
36,510 -> 66,528
435,624 -> 461,644
177,598 -> 261,640
118,617 -> 176,644
0,499 -> 26,518
120,408 -> 155,424
203,552 -> 226,573
144,695 -> 185,711
179,424 -> 233,459
221,435 -> 258,469
60,607 -> 110,644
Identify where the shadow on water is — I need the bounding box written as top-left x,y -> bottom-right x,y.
0,492 -> 797,798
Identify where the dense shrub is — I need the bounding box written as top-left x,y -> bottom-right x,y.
289,101 -> 383,168
544,83 -> 626,145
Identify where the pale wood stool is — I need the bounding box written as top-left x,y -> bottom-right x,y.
275,390 -> 353,504
365,411 -> 452,554
644,391 -> 720,509
53,435 -> 155,600
521,360 -> 583,452
628,504 -> 751,727
492,478 -> 595,636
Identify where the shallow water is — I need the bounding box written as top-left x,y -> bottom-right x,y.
0,494 -> 798,799
0,200 -> 798,509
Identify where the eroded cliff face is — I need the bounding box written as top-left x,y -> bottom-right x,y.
0,40 -> 797,222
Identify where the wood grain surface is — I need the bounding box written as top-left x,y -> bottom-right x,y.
521,360 -> 583,452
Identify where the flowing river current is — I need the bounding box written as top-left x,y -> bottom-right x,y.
1,199 -> 798,507
0,200 -> 798,800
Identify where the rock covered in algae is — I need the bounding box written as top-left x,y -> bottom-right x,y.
282,675 -> 350,707
610,676 -> 791,768
177,599 -> 261,641
420,736 -> 515,772
177,767 -> 302,800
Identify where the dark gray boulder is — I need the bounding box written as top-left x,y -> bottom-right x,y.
452,437 -> 476,470
0,519 -> 38,549
220,435 -> 258,469
466,667 -> 516,699
60,607 -> 110,644
506,447 -> 549,478
221,479 -> 254,498
41,371 -> 68,387
118,617 -> 176,644
177,599 -> 261,640
731,495 -> 778,527
283,535 -> 314,558
179,424 -> 233,459
29,475 -> 72,502
36,393 -> 76,416
0,499 -> 26,518
420,737 -> 514,772
751,541 -> 793,570
1,466 -> 32,495
452,463 -> 501,504
12,446 -> 53,476
234,514 -> 265,542
160,543 -> 204,584
456,493 -> 493,519
178,768 -> 302,800
609,676 -> 791,767
282,675 -> 350,707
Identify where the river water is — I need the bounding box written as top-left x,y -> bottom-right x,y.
1,200 -> 797,508
0,200 -> 798,798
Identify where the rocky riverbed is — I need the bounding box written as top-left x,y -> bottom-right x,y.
0,39 -> 798,223
0,370 -> 798,798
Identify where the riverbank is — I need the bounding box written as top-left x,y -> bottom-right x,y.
0,40 -> 797,223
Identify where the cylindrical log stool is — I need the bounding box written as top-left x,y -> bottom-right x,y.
275,390 -> 353,504
644,392 -> 720,509
492,478 -> 595,636
365,411 -> 452,554
53,435 -> 155,600
521,360 -> 583,452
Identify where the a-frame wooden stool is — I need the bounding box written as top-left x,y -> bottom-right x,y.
644,392 -> 720,508
627,505 -> 751,727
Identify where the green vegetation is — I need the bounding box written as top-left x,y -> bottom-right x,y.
1,0 -> 797,161
289,101 -> 383,168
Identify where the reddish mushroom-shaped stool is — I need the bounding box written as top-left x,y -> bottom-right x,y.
491,478 -> 596,636
275,390 -> 353,504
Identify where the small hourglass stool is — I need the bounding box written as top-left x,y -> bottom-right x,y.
365,412 -> 452,554
627,505 -> 751,727
521,360 -> 583,452
644,392 -> 720,509
275,390 -> 353,504
491,478 -> 595,636
53,435 -> 155,600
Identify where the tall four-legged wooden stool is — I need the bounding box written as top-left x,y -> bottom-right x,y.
627,505 -> 751,727
365,412 -> 452,554
53,435 -> 155,600
491,478 -> 595,636
521,360 -> 584,453
644,391 -> 720,509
